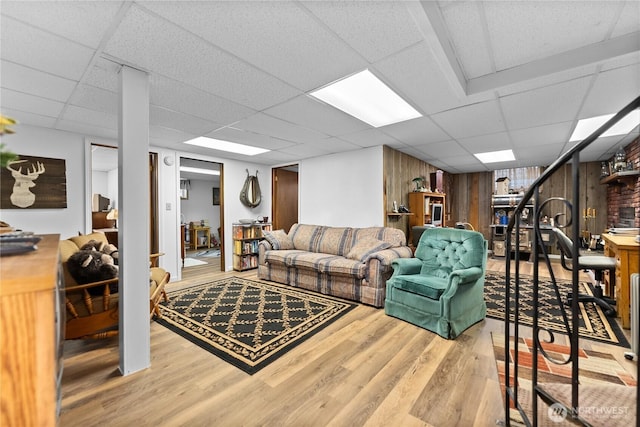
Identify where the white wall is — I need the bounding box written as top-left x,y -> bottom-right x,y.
298,146 -> 384,227
0,125 -> 87,238
2,124 -> 387,276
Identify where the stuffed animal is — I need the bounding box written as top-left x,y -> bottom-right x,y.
100,243 -> 119,265
67,248 -> 119,295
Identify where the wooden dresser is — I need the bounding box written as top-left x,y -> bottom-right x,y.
602,233 -> 640,329
0,234 -> 62,425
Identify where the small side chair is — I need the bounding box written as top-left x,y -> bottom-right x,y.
385,227 -> 488,339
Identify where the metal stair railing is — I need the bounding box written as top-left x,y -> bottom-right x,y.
503,95 -> 640,427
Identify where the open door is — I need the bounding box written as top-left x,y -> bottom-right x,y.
272,165 -> 298,232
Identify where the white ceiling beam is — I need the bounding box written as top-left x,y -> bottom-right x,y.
467,31 -> 640,95
406,1 -> 467,98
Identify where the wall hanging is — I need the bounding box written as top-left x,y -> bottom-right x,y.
240,169 -> 261,208
1,155 -> 67,209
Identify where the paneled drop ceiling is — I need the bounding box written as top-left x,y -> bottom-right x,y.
1,1 -> 639,173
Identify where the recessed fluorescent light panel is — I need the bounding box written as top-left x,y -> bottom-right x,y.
184,136 -> 270,156
179,166 -> 220,176
474,149 -> 515,164
309,69 -> 422,128
569,110 -> 640,142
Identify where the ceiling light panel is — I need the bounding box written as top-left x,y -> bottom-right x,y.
184,136 -> 270,156
473,149 -> 515,163
569,110 -> 640,141
310,69 -> 422,128
179,166 -> 220,176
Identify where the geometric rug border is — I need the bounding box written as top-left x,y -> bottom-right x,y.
156,276 -> 357,375
484,271 -> 630,348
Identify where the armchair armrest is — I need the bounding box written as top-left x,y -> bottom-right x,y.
450,267 -> 483,285
390,257 -> 423,275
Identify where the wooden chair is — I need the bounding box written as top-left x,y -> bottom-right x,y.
59,232 -> 169,339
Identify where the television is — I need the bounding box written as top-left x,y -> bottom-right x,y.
92,193 -> 110,212
431,203 -> 443,226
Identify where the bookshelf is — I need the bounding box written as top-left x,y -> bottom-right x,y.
232,222 -> 272,271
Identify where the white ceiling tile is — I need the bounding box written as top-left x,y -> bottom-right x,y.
83,58 -> 121,93
62,105 -> 117,130
431,100 -> 506,139
104,5 -> 300,110
56,119 -> 118,140
611,1 -> 640,38
231,113 -> 329,145
206,127 -> 296,151
278,143 -> 332,158
1,0 -> 123,48
69,85 -> 118,115
150,75 -> 255,125
150,106 -> 219,135
510,122 -> 573,148
374,42 -> 494,116
1,89 -> 64,118
0,107 -> 57,130
340,128 -> 399,148
485,2 -> 620,71
263,95 -> 370,135
316,137 -> 361,153
579,63 -> 640,118
496,64 -> 596,97
1,60 -> 77,102
440,1 -> 493,79
415,140 -> 468,158
382,116 -> 451,145
457,131 -> 512,154
302,1 -> 423,63
0,16 -> 94,80
500,76 -> 592,130
513,142 -> 563,167
149,126 -> 196,145
143,1 -> 367,92
253,150 -> 300,165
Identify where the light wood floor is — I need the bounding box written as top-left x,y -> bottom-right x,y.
59,256 -> 636,427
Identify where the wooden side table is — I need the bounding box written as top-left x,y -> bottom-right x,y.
190,226 -> 210,250
602,233 -> 639,328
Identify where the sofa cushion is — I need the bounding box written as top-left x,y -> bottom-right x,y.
393,274 -> 449,300
316,257 -> 366,278
264,249 -> 306,266
283,251 -> 339,270
346,238 -> 392,261
316,227 -> 352,256
263,229 -> 294,250
351,227 -> 406,248
69,232 -> 109,249
289,224 -> 324,252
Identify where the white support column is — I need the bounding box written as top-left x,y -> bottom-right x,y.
118,65 -> 150,375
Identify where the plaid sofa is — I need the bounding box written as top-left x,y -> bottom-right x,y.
257,224 -> 413,307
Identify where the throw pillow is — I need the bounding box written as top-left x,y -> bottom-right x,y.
346,238 -> 392,262
263,229 -> 294,250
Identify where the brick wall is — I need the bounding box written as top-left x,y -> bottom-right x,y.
606,136 -> 640,228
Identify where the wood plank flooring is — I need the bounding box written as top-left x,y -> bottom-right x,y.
59,256 -> 636,426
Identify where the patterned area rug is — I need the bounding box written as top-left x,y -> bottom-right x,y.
156,277 -> 356,374
492,333 -> 636,426
484,271 -> 629,347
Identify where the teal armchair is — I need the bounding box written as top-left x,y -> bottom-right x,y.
384,227 -> 488,339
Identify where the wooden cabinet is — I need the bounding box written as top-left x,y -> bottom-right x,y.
602,233 -> 639,328
408,191 -> 446,229
1,234 -> 63,425
232,222 -> 272,271
189,225 -> 210,250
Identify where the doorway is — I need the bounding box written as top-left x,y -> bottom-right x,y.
90,144 -> 158,252
179,157 -> 224,273
272,165 -> 299,232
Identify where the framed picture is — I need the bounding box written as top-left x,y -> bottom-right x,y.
212,187 -> 220,205
0,154 -> 68,209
